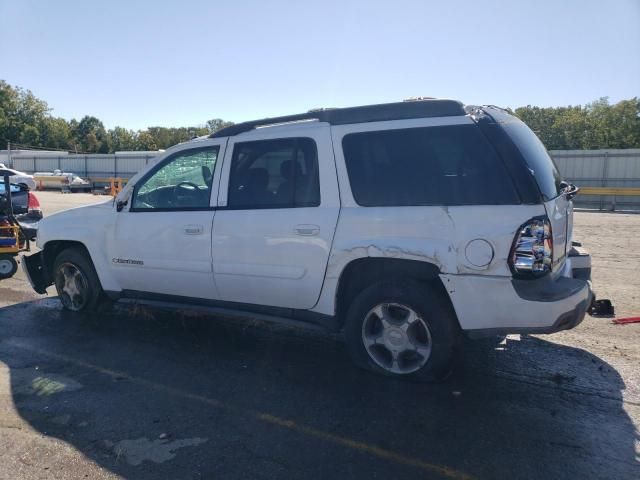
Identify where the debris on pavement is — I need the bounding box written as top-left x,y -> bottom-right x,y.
589,298 -> 615,317
612,316 -> 640,325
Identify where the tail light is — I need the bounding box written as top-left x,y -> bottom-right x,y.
27,192 -> 41,210
509,216 -> 553,277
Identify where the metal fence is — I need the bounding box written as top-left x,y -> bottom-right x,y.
9,153 -> 158,181
550,149 -> 640,210
7,148 -> 640,210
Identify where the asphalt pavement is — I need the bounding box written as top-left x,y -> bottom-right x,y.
0,194 -> 638,479
0,298 -> 638,479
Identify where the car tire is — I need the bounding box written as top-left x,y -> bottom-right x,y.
0,254 -> 18,279
53,248 -> 110,313
344,280 -> 459,382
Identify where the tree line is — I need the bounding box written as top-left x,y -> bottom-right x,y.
1,79 -> 638,153
512,98 -> 640,150
0,80 -> 233,154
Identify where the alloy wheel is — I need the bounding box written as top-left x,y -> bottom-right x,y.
361,302 -> 432,374
55,262 -> 89,311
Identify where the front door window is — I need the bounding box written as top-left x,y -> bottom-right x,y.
132,147 -> 219,211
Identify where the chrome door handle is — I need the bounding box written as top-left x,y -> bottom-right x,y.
183,224 -> 204,235
295,224 -> 320,236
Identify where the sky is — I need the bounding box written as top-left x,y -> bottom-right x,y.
0,0 -> 638,130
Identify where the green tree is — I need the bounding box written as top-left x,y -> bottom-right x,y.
206,118 -> 234,134
109,126 -> 136,151
40,117 -> 71,150
585,97 -> 640,149
514,97 -> 640,150
0,80 -> 49,148
74,115 -> 110,153
135,131 -> 158,151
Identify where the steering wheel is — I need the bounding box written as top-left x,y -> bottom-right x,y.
173,181 -> 205,205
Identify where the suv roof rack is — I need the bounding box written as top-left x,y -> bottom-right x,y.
210,99 -> 465,138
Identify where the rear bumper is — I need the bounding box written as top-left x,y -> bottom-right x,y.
569,244 -> 591,280
463,283 -> 592,338
441,261 -> 593,338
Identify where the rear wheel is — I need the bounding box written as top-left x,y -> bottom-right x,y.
53,248 -> 109,312
344,280 -> 459,381
0,255 -> 18,279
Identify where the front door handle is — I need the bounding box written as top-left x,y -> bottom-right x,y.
294,224 -> 320,236
183,224 -> 204,235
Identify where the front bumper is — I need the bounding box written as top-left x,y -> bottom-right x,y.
22,250 -> 50,294
441,256 -> 593,338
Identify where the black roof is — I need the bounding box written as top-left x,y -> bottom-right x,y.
210,99 -> 465,138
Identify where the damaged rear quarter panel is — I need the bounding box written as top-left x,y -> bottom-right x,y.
312,203 -> 546,316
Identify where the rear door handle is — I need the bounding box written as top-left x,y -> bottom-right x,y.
295,224 -> 320,236
183,224 -> 204,235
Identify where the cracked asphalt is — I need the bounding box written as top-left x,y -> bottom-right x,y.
0,193 -> 639,479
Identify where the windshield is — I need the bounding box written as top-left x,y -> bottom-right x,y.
500,118 -> 563,200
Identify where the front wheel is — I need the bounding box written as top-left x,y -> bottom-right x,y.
53,248 -> 109,312
344,280 -> 459,381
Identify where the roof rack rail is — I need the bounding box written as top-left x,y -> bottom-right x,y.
210,99 -> 465,138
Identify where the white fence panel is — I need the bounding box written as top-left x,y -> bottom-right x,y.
550,149 -> 640,210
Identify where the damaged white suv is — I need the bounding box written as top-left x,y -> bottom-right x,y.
23,99 -> 592,380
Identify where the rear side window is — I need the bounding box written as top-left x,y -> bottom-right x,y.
499,119 -> 562,201
342,125 -> 519,206
228,138 -> 320,209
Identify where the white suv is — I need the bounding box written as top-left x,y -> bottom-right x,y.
23,100 -> 592,380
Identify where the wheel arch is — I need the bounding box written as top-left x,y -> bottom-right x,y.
42,240 -> 93,283
334,257 -> 458,330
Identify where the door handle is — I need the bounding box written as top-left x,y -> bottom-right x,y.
183,224 -> 204,235
294,224 -> 320,236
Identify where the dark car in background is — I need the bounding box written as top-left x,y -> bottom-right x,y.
0,182 -> 42,240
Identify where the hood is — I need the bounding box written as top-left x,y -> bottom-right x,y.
46,199 -> 113,220
36,200 -> 114,248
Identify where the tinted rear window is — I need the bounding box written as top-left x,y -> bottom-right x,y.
500,119 -> 562,201
342,125 -> 519,206
228,138 -> 320,209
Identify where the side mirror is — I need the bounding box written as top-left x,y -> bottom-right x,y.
560,181 -> 580,200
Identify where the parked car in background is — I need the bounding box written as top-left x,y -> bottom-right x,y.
22,99 -> 591,381
34,170 -> 91,191
0,182 -> 29,215
0,164 -> 37,191
0,181 -> 40,240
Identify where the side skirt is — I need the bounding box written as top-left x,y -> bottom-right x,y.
105,290 -> 340,333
